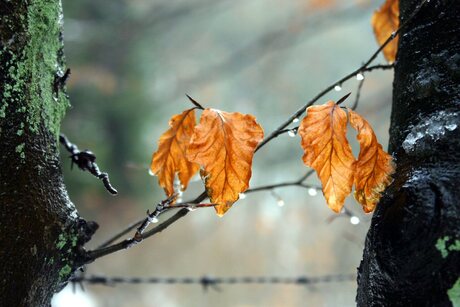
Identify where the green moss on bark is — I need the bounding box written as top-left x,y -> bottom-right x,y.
0,0 -> 69,139
449,278 -> 460,307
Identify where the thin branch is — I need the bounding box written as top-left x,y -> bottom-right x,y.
71,273 -> 356,290
296,169 -> 315,183
255,0 -> 428,152
95,170 -> 316,249
59,134 -> 118,195
95,190 -> 209,250
97,218 -> 144,248
245,181 -> 320,194
351,78 -> 365,111
350,64 -> 393,111
86,208 -> 191,262
132,194 -> 178,244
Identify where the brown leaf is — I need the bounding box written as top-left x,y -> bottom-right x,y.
299,101 -> 355,213
349,109 -> 394,213
186,109 -> 264,216
150,109 -> 200,197
371,0 -> 399,63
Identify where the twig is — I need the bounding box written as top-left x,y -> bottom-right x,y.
246,181 -> 320,194
71,273 -> 355,290
350,64 -> 394,111
296,169 -> 315,183
351,78 -> 365,111
86,208 -> 191,262
97,218 -> 144,248
95,170 -> 316,249
255,0 -> 428,153
132,195 -> 178,244
59,134 -> 118,195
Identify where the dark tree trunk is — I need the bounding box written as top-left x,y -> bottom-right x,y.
357,0 -> 460,306
0,1 -> 96,306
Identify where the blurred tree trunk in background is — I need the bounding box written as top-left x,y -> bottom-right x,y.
0,1 -> 95,305
357,0 -> 460,306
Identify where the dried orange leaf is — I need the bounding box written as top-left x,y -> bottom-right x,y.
186,109 -> 264,216
371,0 -> 399,63
299,101 -> 355,213
150,109 -> 200,197
349,109 -> 395,213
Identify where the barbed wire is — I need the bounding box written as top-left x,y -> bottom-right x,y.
71,273 -> 355,292
59,134 -> 118,195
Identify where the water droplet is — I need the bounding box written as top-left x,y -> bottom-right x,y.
239,193 -> 246,199
356,73 -> 364,81
187,206 -> 197,212
308,188 -> 317,196
350,216 -> 360,225
277,199 -> 285,207
149,216 -> 159,223
148,169 -> 155,176
288,130 -> 296,137
334,85 -> 342,91
292,118 -> 299,123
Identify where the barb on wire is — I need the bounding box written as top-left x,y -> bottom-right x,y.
71,273 -> 356,291
59,134 -> 118,195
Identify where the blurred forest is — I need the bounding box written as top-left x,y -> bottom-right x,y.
53,0 -> 394,306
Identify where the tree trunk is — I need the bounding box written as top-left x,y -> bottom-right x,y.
0,1 -> 96,306
357,1 -> 460,306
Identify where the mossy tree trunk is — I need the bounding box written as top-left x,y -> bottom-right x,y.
0,1 -> 95,306
357,0 -> 460,306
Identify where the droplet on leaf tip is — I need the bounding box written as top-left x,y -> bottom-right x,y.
277,199 -> 285,207
350,216 -> 360,225
356,73 -> 365,81
288,130 -> 296,137
148,169 -> 155,176
308,188 -> 317,196
239,193 -> 246,199
334,85 -> 342,91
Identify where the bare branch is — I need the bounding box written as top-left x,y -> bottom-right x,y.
86,208 -> 190,263
256,0 -> 428,152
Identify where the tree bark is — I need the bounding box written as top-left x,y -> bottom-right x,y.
0,1 -> 96,306
357,0 -> 460,306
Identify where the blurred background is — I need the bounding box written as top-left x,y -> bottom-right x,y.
52,0 -> 393,306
